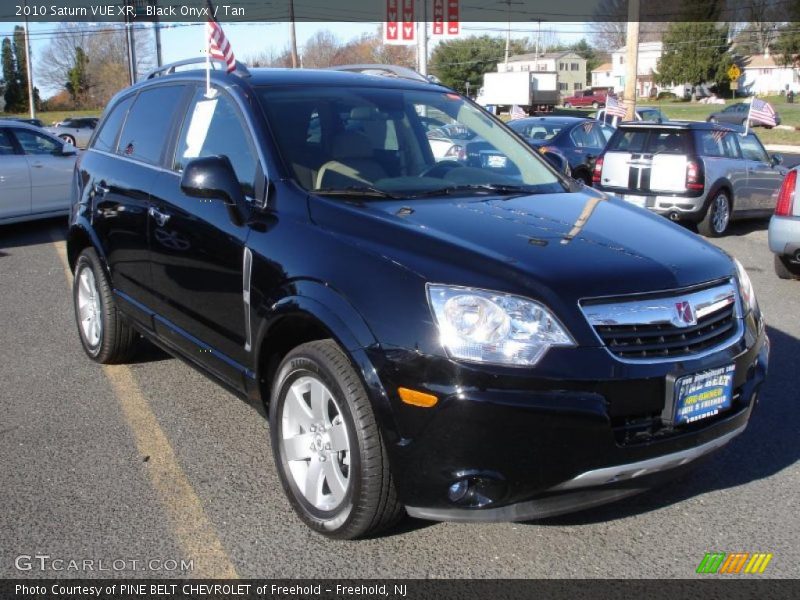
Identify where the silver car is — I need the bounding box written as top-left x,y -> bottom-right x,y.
0,120 -> 78,225
47,117 -> 98,148
768,167 -> 800,279
594,122 -> 786,236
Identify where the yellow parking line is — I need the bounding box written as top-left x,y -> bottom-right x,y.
50,231 -> 238,579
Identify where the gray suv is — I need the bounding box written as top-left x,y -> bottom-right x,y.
593,122 -> 786,236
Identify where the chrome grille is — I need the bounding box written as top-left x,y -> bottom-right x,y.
582,281 -> 741,361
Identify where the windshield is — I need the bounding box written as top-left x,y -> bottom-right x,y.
257,86 -> 564,198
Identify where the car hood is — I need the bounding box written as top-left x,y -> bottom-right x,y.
309,190 -> 734,304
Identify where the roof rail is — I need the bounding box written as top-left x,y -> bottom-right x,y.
327,64 -> 441,85
145,57 -> 250,80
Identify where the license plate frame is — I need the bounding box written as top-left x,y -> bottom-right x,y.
665,364 -> 735,426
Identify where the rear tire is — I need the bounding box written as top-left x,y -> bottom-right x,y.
269,339 -> 404,539
72,248 -> 139,363
697,190 -> 731,237
774,254 -> 800,280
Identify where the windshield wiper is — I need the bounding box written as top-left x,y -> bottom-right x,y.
314,186 -> 401,199
408,183 -> 538,198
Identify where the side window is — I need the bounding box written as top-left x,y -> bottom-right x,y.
570,122 -> 605,148
0,129 -> 17,155
699,131 -> 740,159
117,86 -> 185,164
13,129 -> 61,155
739,135 -> 769,163
93,95 -> 134,153
174,88 -> 258,197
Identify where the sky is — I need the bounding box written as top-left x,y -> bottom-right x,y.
0,20 -> 592,97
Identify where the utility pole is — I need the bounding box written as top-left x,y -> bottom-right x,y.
124,0 -> 138,84
152,1 -> 163,67
289,0 -> 299,68
623,0 -> 639,121
504,0 -> 511,67
534,19 -> 542,62
417,0 -> 428,76
22,0 -> 35,118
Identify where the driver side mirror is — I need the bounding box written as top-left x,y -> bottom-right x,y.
180,155 -> 244,207
60,141 -> 77,156
771,153 -> 783,167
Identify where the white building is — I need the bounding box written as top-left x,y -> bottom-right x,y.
610,41 -> 673,97
591,62 -> 614,89
497,52 -> 587,98
740,52 -> 800,95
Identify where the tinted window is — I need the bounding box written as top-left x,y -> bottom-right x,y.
118,86 -> 185,164
611,130 -> 648,152
0,130 -> 16,155
174,88 -> 258,196
609,129 -> 689,154
569,121 -> 606,148
739,134 -> 769,163
13,129 -> 61,155
698,130 -> 739,159
93,95 -> 134,153
648,131 -> 689,154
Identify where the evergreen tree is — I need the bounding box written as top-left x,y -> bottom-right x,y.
65,46 -> 90,104
429,35 -> 529,93
1,37 -> 23,112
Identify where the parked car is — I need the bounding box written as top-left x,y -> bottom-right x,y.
707,102 -> 781,128
596,106 -> 667,127
67,60 -> 767,539
0,119 -> 77,225
593,121 -> 786,236
6,117 -> 45,128
562,90 -> 607,109
47,117 -> 99,147
507,116 -> 614,184
768,168 -> 800,279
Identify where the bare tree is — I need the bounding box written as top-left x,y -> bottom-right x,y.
38,23 -> 154,107
729,0 -> 782,54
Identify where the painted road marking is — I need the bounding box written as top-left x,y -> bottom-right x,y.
50,231 -> 238,578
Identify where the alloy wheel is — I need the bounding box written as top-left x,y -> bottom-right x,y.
712,193 -> 730,234
280,375 -> 351,512
76,266 -> 103,349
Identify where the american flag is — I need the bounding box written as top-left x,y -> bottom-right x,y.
749,98 -> 777,127
605,95 -> 627,118
510,105 -> 526,119
207,18 -> 236,73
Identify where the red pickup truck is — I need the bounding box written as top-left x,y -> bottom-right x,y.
562,90 -> 607,109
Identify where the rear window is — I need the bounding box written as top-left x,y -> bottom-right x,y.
117,85 -> 185,164
609,128 -> 690,154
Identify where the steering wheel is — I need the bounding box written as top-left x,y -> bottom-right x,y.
419,160 -> 463,179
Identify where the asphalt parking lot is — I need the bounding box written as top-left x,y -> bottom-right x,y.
1,216 -> 798,579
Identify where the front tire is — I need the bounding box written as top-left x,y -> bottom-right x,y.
774,254 -> 800,279
592,101 -> 599,109
698,190 -> 732,237
72,248 -> 139,363
269,340 -> 403,539
59,134 -> 76,146
564,102 -> 572,108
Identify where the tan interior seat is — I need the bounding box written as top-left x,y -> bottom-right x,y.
315,131 -> 388,189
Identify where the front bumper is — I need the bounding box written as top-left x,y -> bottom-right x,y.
372,321 -> 768,522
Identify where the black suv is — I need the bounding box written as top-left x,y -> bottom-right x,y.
68,60 -> 768,539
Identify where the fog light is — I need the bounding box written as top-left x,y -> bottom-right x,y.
448,480 -> 469,502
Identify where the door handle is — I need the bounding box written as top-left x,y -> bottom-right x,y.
93,182 -> 110,195
148,206 -> 171,227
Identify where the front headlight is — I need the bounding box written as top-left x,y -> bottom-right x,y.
734,259 -> 759,315
427,285 -> 575,366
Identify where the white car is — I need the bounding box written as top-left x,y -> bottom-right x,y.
0,120 -> 78,224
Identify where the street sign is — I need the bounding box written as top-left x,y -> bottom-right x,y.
728,65 -> 741,81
